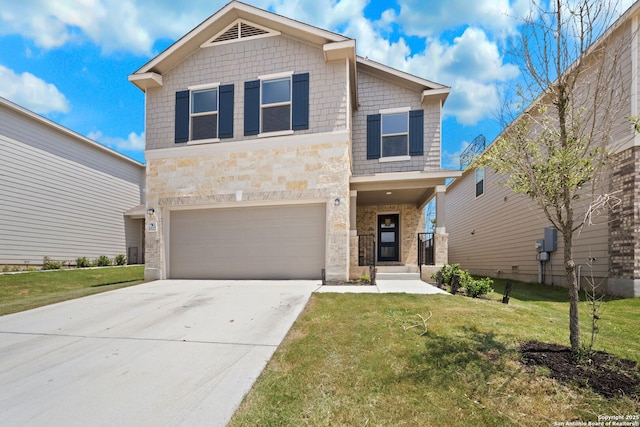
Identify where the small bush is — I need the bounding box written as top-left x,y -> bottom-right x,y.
464,277 -> 494,298
93,255 -> 112,267
431,263 -> 463,285
114,254 -> 127,266
42,256 -> 63,270
76,256 -> 91,268
359,274 -> 371,284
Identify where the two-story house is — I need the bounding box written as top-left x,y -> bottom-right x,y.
129,1 -> 460,282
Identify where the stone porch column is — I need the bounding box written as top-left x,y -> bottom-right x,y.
349,190 -> 358,270
434,185 -> 448,266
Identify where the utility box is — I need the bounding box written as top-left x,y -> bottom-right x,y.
537,251 -> 550,262
544,227 -> 557,252
535,240 -> 544,253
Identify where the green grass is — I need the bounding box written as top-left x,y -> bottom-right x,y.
230,280 -> 640,427
0,266 -> 145,315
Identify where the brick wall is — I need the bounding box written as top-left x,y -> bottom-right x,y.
609,146 -> 640,280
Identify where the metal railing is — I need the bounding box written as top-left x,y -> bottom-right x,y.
418,232 -> 435,270
358,234 -> 376,267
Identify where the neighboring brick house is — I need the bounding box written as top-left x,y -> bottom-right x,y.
0,96 -> 146,268
445,1 -> 640,297
129,1 -> 460,281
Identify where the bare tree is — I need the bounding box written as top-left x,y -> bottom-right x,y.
479,0 -> 631,352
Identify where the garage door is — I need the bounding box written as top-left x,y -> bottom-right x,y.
169,204 -> 325,279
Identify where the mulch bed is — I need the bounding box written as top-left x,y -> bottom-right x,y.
520,340 -> 640,400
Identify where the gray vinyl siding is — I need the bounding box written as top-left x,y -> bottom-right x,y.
446,166 -> 610,287
0,101 -> 145,265
146,34 -> 348,150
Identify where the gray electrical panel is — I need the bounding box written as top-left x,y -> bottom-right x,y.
544,227 -> 557,252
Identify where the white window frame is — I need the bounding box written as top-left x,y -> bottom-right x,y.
379,107 -> 410,161
475,167 -> 485,198
258,71 -> 294,138
188,82 -> 220,145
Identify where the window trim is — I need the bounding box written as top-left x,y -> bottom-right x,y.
187,82 -> 220,144
475,167 -> 485,198
380,107 -> 410,159
258,71 -> 294,137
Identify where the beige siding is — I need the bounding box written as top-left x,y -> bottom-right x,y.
446,166 -> 610,287
0,101 -> 145,266
146,35 -> 348,150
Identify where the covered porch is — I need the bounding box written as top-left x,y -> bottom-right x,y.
348,170 -> 460,280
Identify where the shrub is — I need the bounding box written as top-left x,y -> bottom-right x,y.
359,274 -> 371,284
114,254 -> 127,266
76,256 -> 91,268
42,256 -> 63,270
464,277 -> 494,298
431,263 -> 463,285
93,255 -> 112,267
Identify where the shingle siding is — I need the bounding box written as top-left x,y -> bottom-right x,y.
146,35 -> 347,150
352,70 -> 441,175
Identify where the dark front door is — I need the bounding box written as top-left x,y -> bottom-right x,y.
378,214 -> 399,262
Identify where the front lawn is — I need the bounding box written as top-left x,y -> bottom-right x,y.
0,266 -> 145,315
230,280 -> 640,427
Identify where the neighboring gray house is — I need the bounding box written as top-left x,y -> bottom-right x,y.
129,1 -> 460,281
445,1 -> 640,298
0,96 -> 146,268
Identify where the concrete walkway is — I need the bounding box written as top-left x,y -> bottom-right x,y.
315,279 -> 450,295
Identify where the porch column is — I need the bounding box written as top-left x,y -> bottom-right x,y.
434,185 -> 448,266
349,190 -> 359,275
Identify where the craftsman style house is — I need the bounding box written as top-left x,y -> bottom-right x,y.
130,1 -> 460,281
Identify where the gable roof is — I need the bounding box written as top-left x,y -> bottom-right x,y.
0,96 -> 144,168
129,0 -> 449,106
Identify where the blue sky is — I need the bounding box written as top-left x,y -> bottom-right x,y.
0,0 -> 632,165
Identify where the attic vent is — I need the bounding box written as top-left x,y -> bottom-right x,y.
203,19 -> 280,48
240,22 -> 268,38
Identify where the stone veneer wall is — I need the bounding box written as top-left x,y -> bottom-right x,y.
355,203 -> 425,266
144,134 -> 351,281
609,146 -> 640,280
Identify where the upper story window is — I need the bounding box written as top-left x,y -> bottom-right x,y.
367,108 -> 424,160
476,167 -> 485,197
261,77 -> 291,134
174,84 -> 234,144
381,111 -> 409,157
190,86 -> 218,141
244,72 -> 309,137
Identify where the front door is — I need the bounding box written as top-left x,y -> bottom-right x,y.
378,214 -> 399,262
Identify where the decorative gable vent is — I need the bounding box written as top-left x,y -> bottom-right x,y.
202,19 -> 280,48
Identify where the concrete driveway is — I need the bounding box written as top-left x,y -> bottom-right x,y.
0,280 -> 319,427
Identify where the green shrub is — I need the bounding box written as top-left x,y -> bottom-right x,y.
42,256 -> 63,270
359,274 -> 371,284
431,263 -> 463,285
93,255 -> 112,267
114,254 -> 127,266
464,277 -> 494,298
76,256 -> 91,268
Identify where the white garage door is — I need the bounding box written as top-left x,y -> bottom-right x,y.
169,204 -> 325,279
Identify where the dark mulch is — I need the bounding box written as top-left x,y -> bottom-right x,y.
520,341 -> 640,400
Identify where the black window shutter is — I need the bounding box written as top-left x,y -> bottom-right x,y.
175,90 -> 190,143
409,109 -> 424,156
218,84 -> 234,139
292,73 -> 309,130
366,114 -> 381,159
244,80 -> 260,136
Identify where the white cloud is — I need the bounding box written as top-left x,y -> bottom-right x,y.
394,0 -> 533,39
88,130 -> 145,152
0,65 -> 70,114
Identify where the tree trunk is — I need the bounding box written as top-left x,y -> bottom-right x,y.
563,228 -> 580,352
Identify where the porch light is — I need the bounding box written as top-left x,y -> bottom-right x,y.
334,198 -> 341,206
386,191 -> 392,195
146,208 -> 155,215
